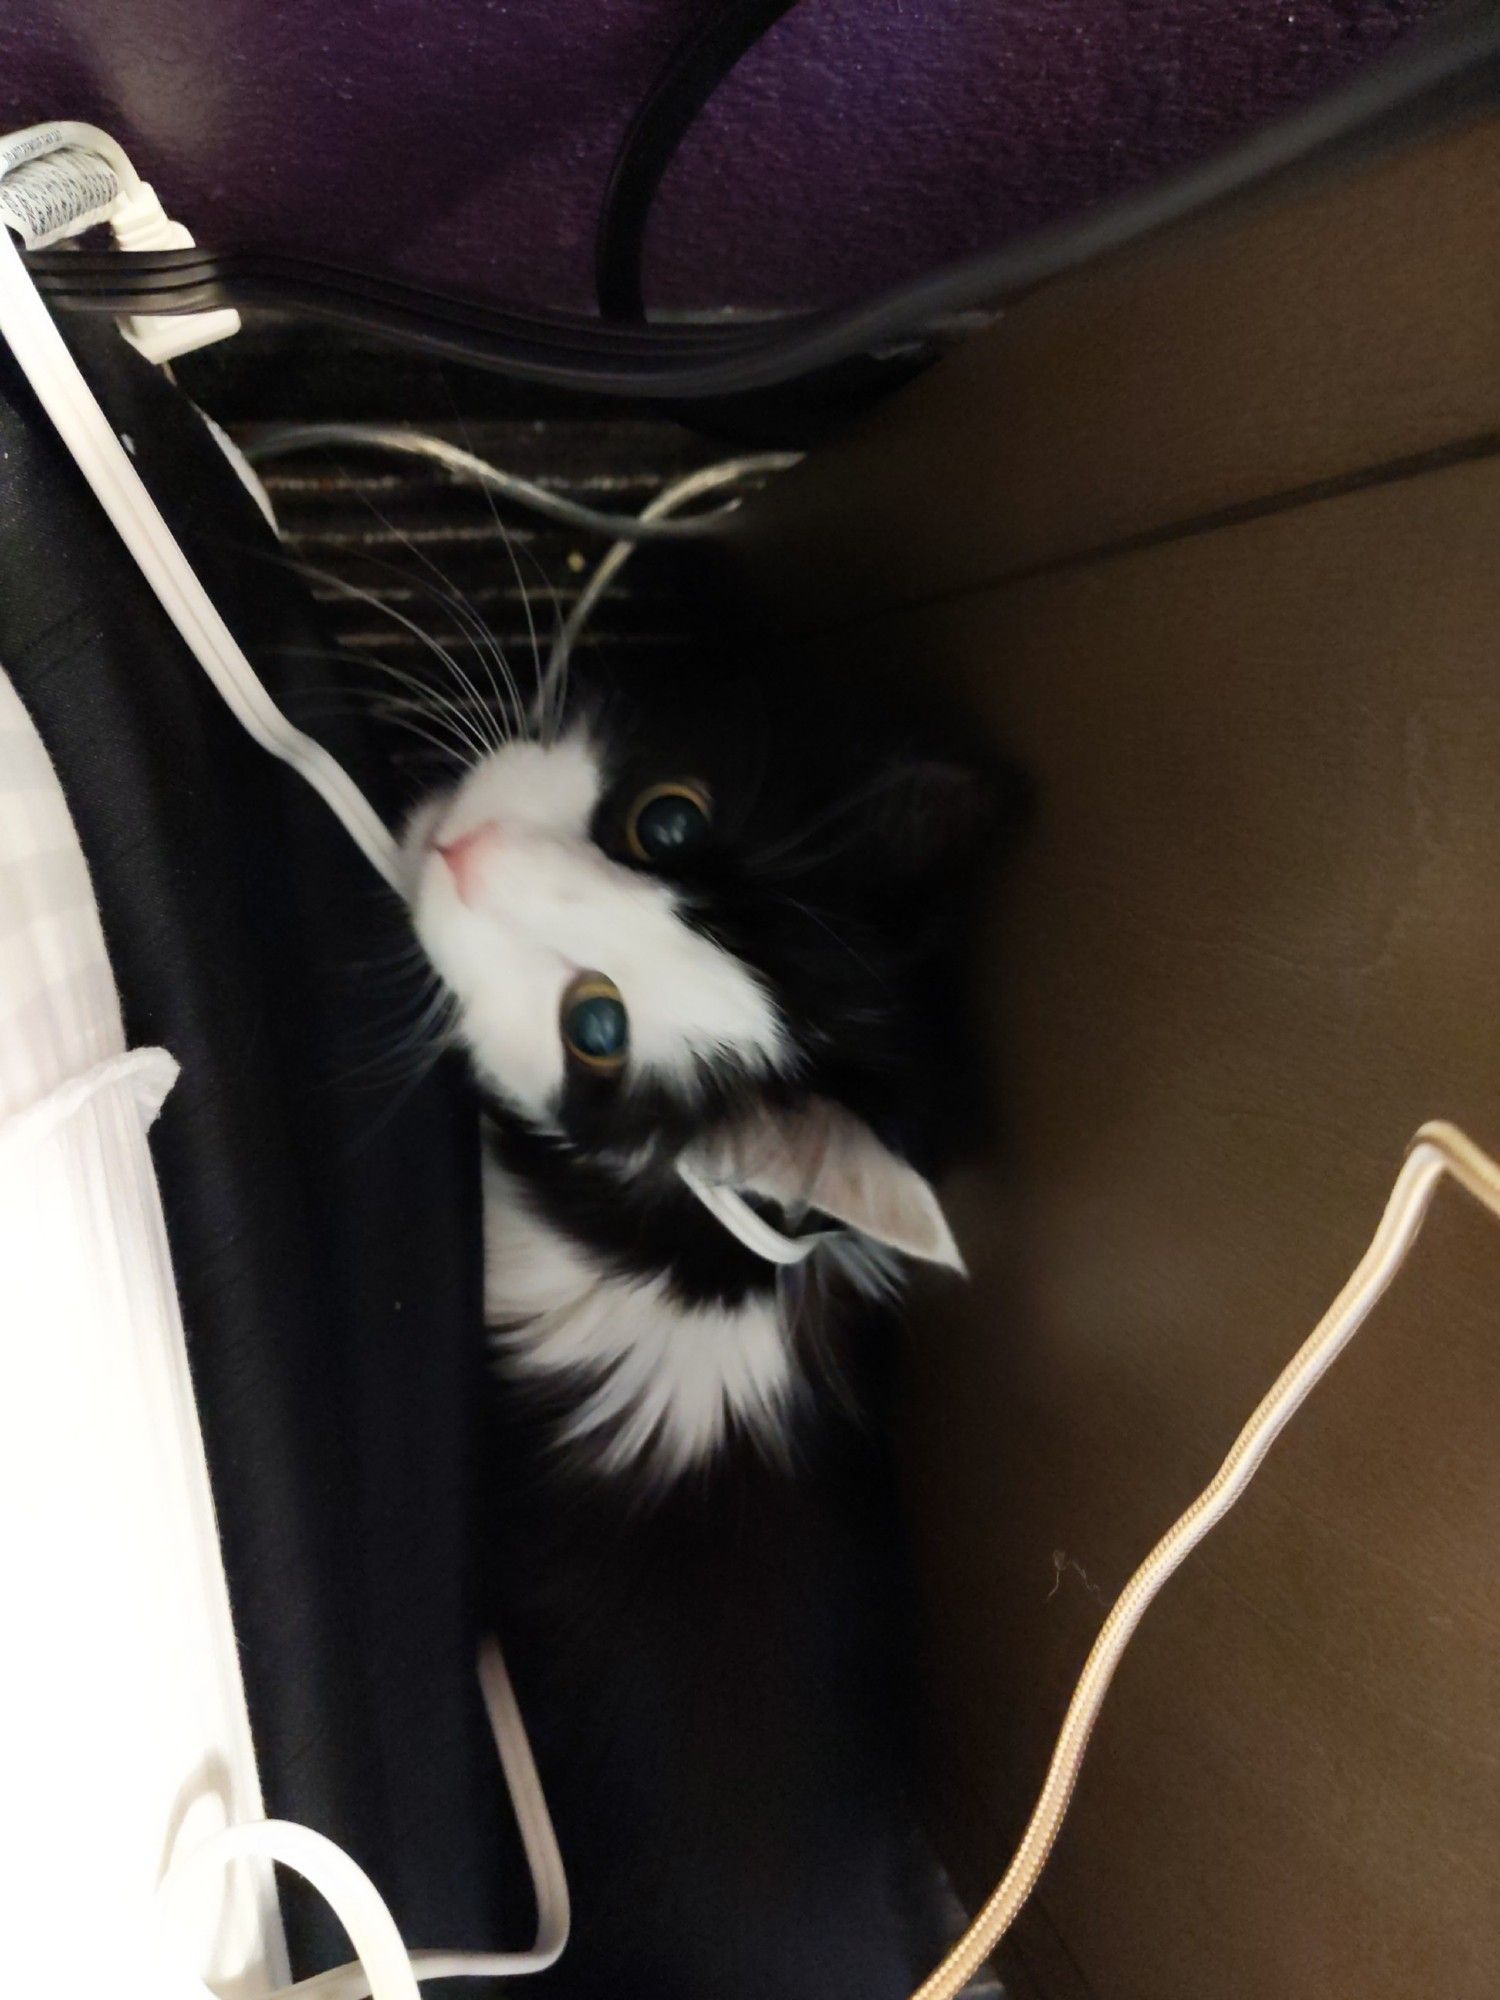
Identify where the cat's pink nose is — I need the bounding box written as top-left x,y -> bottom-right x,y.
434,821 -> 499,900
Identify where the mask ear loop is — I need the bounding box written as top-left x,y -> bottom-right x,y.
675,1159 -> 832,1264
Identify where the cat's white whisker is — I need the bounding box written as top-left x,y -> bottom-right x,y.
325,647 -> 495,766
287,556 -> 505,756
332,473 -> 524,746
447,404 -> 547,721
767,891 -> 883,981
299,687 -> 482,769
753,770 -> 909,873
332,981 -> 457,1092
258,641 -> 486,769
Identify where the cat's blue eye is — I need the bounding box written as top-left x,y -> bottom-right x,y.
561,973 -> 629,1073
626,780 -> 713,863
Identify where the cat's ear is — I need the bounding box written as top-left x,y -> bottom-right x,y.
872,757 -> 996,883
688,1097 -> 965,1272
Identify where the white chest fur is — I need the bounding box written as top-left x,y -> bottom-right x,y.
482,1154 -> 796,1475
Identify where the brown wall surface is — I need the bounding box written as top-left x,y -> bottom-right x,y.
742,114 -> 1500,2000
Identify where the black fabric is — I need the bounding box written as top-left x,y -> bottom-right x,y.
0,324 -> 531,1978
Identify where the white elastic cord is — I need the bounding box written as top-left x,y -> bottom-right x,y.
914,1118 -> 1500,1999
159,1641 -> 569,2000
0,222 -> 399,889
675,1159 -> 827,1265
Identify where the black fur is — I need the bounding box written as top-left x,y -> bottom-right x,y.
481,1332 -> 957,2000
483,1097 -> 779,1311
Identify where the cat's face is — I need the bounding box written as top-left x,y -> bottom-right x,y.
402,664 -> 983,1170
404,727 -> 786,1130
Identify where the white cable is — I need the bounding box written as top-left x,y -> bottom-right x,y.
545,451 -> 800,695
276,1638 -> 569,2000
261,1645 -> 566,1999
244,423 -> 795,544
914,1118 -> 1500,1999
0,221 -> 399,889
159,1820 -> 421,2000
159,1640 -> 568,2000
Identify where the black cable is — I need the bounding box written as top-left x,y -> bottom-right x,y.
30,249 -> 773,360
25,0 -> 1500,401
595,0 -> 802,321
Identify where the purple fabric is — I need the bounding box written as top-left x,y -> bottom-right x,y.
0,2 -> 1432,313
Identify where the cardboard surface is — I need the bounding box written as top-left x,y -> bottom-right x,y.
743,106 -> 1500,2000
747,118 -> 1500,625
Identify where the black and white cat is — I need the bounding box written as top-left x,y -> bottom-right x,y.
400,651 -> 992,2000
